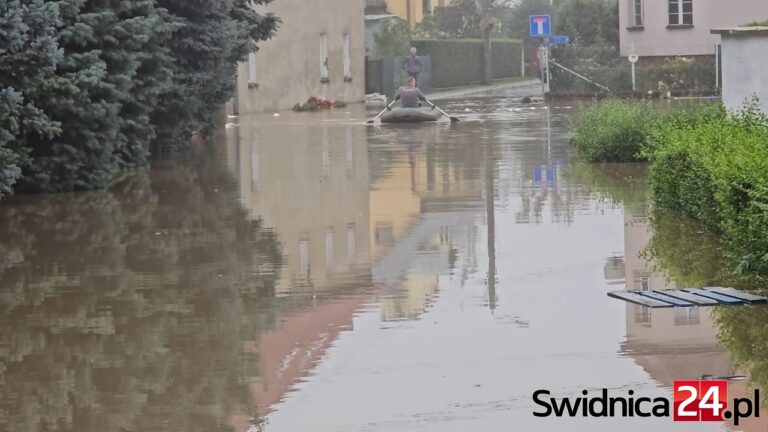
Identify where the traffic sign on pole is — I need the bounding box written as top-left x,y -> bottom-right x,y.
529,15 -> 551,37
548,35 -> 570,45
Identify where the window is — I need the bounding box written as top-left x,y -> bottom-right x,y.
633,304 -> 652,327
325,228 -> 334,273
668,0 -> 692,26
250,132 -> 259,191
347,223 -> 356,266
631,0 -> 643,26
674,307 -> 700,326
342,33 -> 352,80
320,33 -> 329,82
422,0 -> 431,14
322,128 -> 331,178
247,52 -> 258,87
345,127 -> 354,179
299,234 -> 310,278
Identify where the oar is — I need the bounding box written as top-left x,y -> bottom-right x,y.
425,99 -> 460,123
366,100 -> 396,124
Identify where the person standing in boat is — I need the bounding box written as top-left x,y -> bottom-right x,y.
402,47 -> 422,85
394,77 -> 428,108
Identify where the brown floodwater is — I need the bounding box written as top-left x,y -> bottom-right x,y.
0,95 -> 763,432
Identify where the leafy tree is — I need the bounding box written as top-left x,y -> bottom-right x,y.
507,0 -> 556,43
0,0 -> 61,198
433,0 -> 483,38
372,18 -> 412,59
556,0 -> 618,47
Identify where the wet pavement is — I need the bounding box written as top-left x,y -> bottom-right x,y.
0,94 -> 764,431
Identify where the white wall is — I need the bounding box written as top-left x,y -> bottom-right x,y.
234,0 -> 366,113
619,0 -> 768,57
721,33 -> 768,114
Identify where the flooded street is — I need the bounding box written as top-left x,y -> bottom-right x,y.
0,95 -> 764,431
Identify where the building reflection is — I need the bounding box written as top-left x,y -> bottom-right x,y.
614,209 -> 768,431
617,210 -> 730,378
368,125 -> 485,320
224,115 -> 375,430
222,116 -> 493,425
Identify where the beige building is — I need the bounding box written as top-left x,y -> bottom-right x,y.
235,0 -> 366,113
619,0 -> 768,57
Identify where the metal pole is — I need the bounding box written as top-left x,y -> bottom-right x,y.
539,45 -> 546,97
715,44 -> 720,90
544,46 -> 552,95
631,62 -> 636,92
521,45 -> 525,78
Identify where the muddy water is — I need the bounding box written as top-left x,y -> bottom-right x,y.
0,96 -> 761,432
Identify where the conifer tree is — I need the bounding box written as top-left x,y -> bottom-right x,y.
152,0 -> 277,150
0,0 -> 61,197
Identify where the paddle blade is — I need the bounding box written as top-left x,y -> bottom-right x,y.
449,116 -> 460,122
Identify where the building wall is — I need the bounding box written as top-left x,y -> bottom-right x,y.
224,115 -> 372,295
619,0 -> 768,57
386,0 -> 446,26
235,0 -> 365,113
720,32 -> 768,113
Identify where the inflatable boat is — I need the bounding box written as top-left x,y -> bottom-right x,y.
380,107 -> 443,124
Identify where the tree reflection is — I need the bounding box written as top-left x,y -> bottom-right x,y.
0,151 -> 282,432
646,208 -> 768,398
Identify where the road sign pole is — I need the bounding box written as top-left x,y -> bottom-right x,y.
627,54 -> 639,93
539,45 -> 545,96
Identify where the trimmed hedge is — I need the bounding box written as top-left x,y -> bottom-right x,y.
411,39 -> 522,88
649,101 -> 768,281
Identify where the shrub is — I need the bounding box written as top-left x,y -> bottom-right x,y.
648,100 -> 768,281
570,100 -> 657,162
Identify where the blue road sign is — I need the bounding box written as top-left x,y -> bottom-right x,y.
548,35 -> 570,45
529,15 -> 551,37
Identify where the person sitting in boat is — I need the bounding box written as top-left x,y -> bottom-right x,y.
393,77 -> 428,109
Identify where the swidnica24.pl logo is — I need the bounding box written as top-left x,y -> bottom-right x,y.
533,380 -> 760,426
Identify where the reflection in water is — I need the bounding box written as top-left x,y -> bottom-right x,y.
5,98 -> 768,432
584,162 -> 768,431
0,151 -> 282,432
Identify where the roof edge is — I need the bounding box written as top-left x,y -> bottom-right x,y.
711,26 -> 768,35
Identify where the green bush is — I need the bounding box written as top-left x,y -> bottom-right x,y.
649,100 -> 768,281
411,39 -> 522,88
570,100 -> 658,162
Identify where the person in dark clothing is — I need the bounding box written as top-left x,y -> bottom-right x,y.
394,77 -> 427,108
402,47 -> 422,85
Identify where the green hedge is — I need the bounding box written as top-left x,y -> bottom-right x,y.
570,100 -> 658,162
649,101 -> 768,281
411,39 -> 522,88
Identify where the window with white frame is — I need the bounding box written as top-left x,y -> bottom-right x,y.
347,223 -> 356,266
325,228 -> 334,273
668,0 -> 692,26
631,0 -> 643,26
299,234 -> 310,278
342,33 -> 352,80
247,52 -> 257,87
250,131 -> 259,192
320,33 -> 329,81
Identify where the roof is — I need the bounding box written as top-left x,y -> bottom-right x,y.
711,26 -> 768,36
